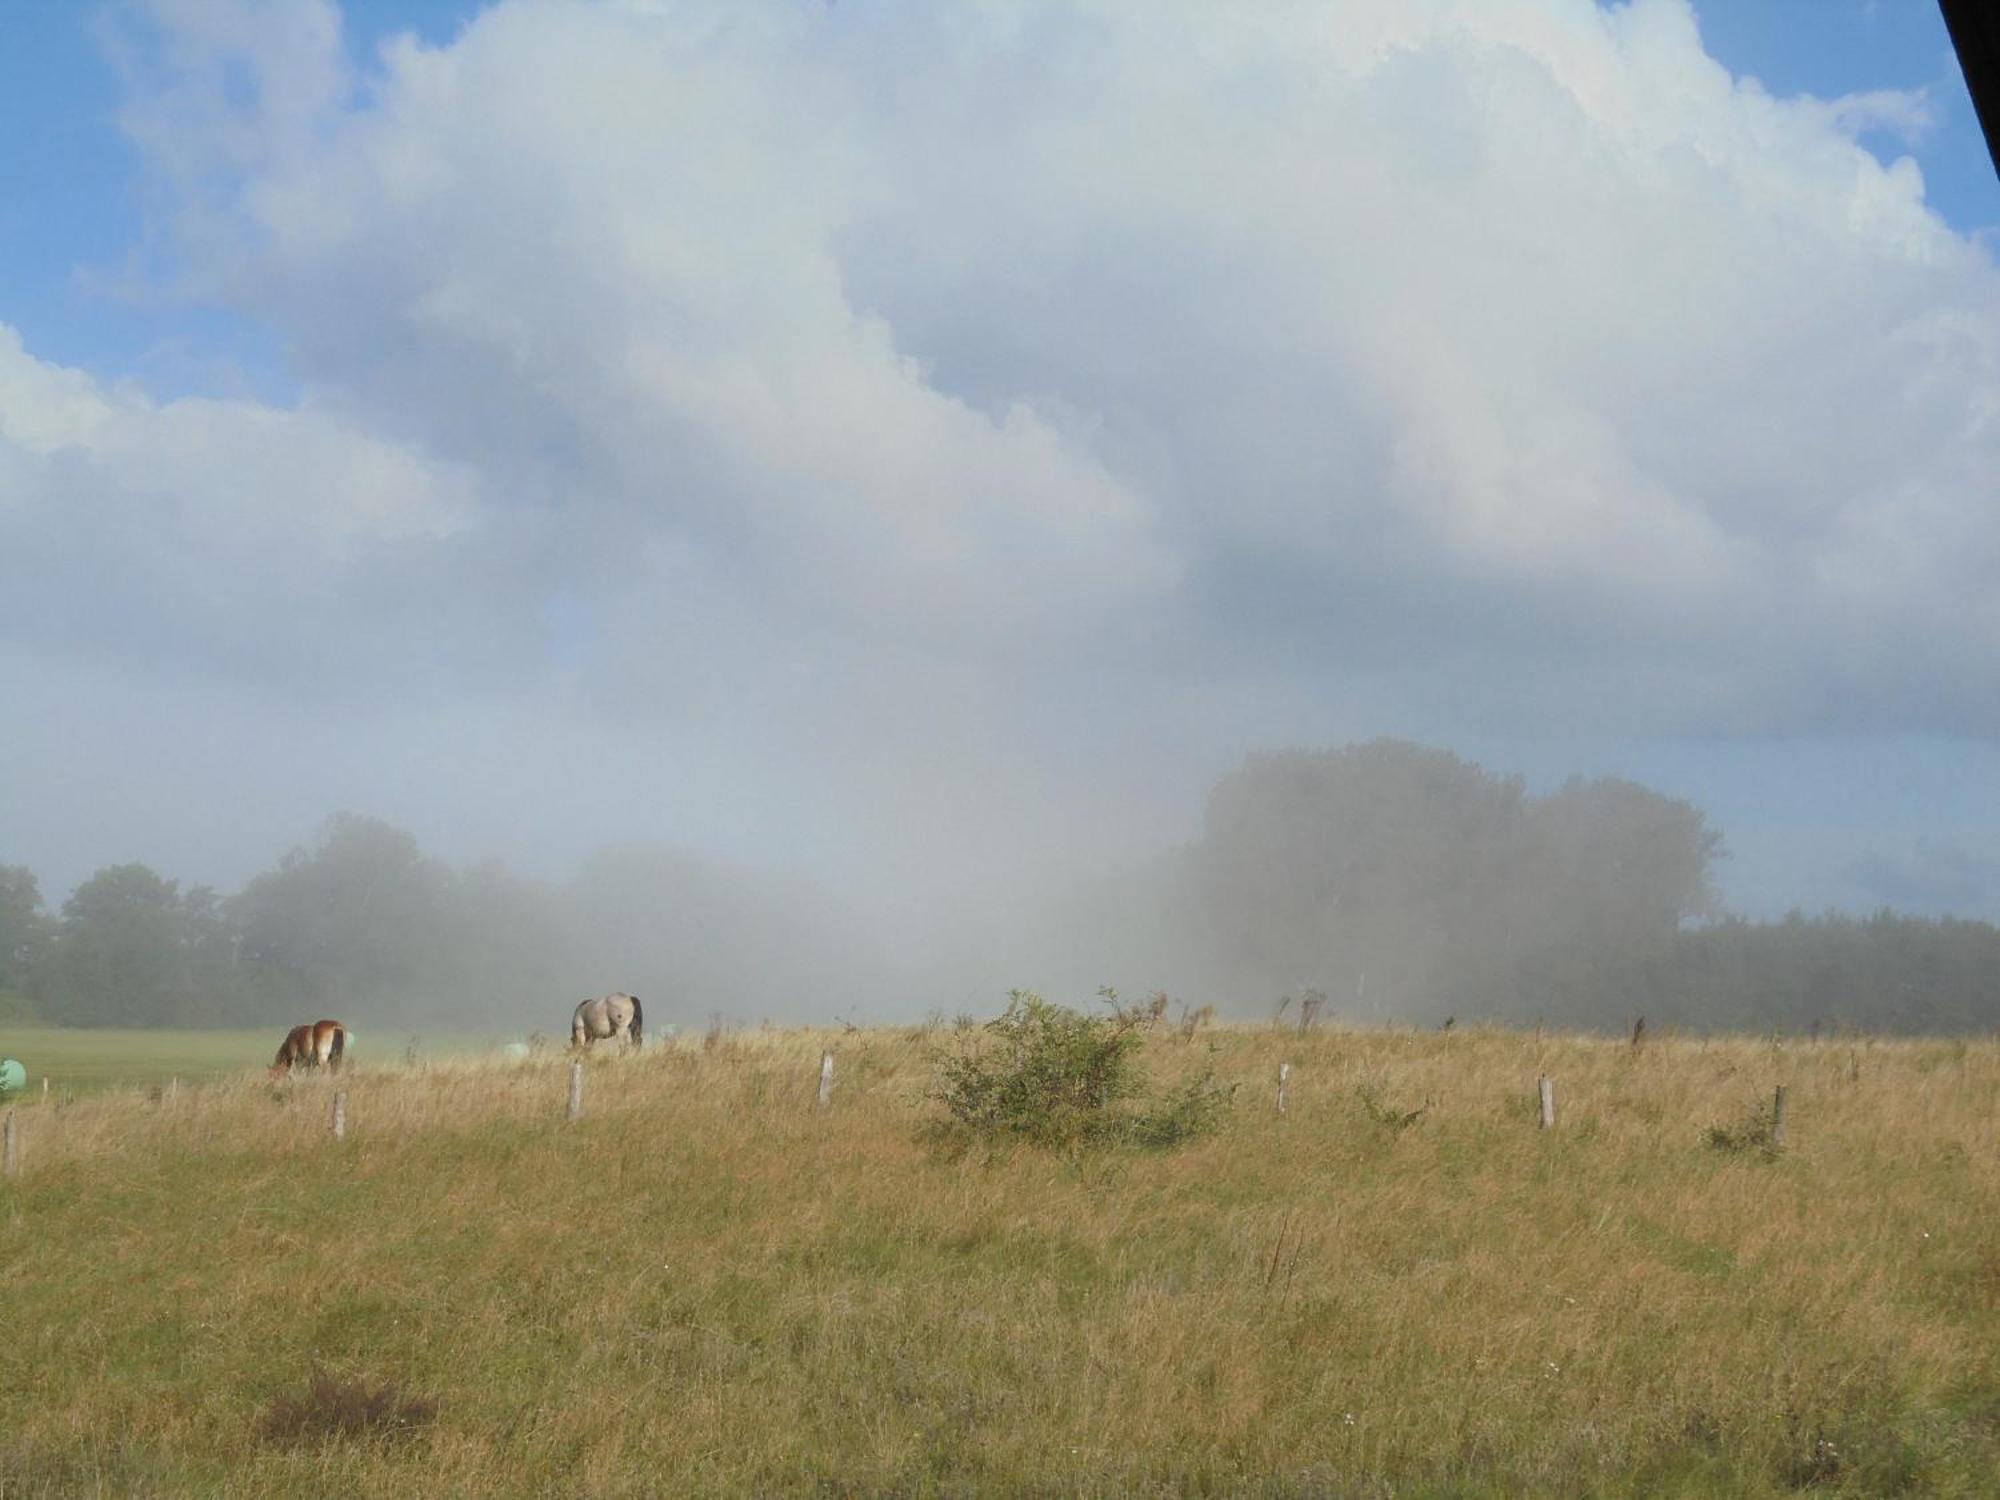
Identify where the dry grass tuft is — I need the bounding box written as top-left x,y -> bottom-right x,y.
257,1371 -> 436,1446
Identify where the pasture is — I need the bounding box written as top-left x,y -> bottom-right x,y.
1,1022 -> 1997,1497
0,1027 -> 279,1095
0,1026 -> 497,1096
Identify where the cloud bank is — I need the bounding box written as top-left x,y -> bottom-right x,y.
4,0 -> 1999,924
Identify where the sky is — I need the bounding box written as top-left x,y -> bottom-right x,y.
2,0 -> 1999,940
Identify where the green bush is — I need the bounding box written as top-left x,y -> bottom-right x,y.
928,990 -> 1232,1150
1126,1067 -> 1236,1148
1705,1098 -> 1781,1158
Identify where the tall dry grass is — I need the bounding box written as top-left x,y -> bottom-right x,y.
1,1021 -> 1996,1496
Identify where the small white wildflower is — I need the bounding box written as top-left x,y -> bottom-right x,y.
1343,1413 -> 1356,1426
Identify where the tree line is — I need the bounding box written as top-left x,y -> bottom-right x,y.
1055,740 -> 2000,1036
5,742 -> 2000,1034
0,813 -> 895,1032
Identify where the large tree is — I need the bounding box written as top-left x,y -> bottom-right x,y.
42,864 -> 227,1026
0,864 -> 51,1017
1185,740 -> 1720,1022
232,813 -> 457,1019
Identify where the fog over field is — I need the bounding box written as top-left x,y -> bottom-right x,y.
3,0 -> 2000,1028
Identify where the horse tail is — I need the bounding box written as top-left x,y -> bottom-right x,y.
330,1025 -> 346,1071
629,995 -> 643,1049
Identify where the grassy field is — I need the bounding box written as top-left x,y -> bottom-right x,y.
0,1026 -> 506,1096
2,1022 -> 1997,1496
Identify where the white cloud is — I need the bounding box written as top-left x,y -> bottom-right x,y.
1820,87 -> 1938,148
6,0 -> 2000,908
0,324 -> 476,681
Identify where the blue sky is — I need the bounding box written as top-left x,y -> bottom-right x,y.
0,3 -> 470,399
4,4 -> 1992,395
3,0 -> 1999,942
1699,2 -> 1997,232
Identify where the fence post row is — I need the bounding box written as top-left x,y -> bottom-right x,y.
0,1049 -> 1812,1170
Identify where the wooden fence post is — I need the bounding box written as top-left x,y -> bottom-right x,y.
817,1050 -> 835,1110
1771,1084 -> 1788,1149
330,1091 -> 347,1141
1538,1075 -> 1556,1130
1278,1061 -> 1291,1115
3,1110 -> 17,1177
567,1061 -> 584,1122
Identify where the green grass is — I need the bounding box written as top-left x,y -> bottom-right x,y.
2,1024 -> 1997,1496
0,1027 -> 278,1095
0,1027 -> 505,1096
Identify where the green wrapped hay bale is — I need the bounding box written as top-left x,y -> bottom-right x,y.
0,1058 -> 25,1096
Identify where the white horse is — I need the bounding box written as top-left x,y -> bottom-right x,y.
570,992 -> 643,1050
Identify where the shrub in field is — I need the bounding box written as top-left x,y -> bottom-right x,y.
927,990 -> 1233,1150
1355,1082 -> 1431,1135
1705,1098 -> 1781,1157
1126,1066 -> 1237,1147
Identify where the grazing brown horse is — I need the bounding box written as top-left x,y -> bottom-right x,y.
270,1019 -> 352,1078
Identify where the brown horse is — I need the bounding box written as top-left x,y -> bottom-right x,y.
270,1020 -> 352,1078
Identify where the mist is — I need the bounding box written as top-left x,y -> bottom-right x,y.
4,0 -> 2000,1027
7,736 -> 2000,1040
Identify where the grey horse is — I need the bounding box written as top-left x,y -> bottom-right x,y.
571,992 -> 643,1050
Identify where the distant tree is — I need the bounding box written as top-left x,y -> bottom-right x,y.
232,813 -> 457,1019
0,864 -> 51,1018
176,883 -> 250,1026
1665,909 -> 2000,1035
42,864 -> 205,1026
0,865 -> 50,986
1494,775 -> 1721,1025
1185,741 -> 1722,1023
439,859 -> 578,1021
